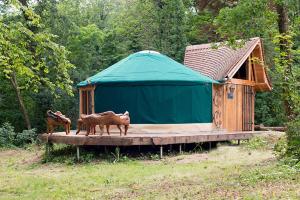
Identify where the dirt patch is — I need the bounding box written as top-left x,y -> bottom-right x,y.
167,153 -> 209,164
142,152 -> 209,164
20,153 -> 43,165
0,149 -> 21,157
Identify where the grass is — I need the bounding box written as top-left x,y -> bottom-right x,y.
0,132 -> 299,199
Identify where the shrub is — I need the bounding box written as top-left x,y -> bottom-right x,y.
274,135 -> 288,158
285,117 -> 300,161
244,136 -> 268,150
0,122 -> 37,148
0,122 -> 16,148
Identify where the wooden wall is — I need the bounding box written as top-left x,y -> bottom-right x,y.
213,83 -> 255,132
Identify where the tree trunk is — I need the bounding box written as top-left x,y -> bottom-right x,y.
18,0 -> 28,7
275,2 -> 294,119
10,72 -> 31,130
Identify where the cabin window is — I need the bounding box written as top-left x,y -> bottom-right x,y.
233,60 -> 247,80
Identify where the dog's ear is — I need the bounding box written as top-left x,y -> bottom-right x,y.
80,114 -> 86,118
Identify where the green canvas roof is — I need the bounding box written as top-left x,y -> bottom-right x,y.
78,50 -> 217,87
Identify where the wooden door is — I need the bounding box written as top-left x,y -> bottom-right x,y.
79,87 -> 95,115
242,86 -> 255,131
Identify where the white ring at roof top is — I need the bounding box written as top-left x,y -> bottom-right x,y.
138,50 -> 160,54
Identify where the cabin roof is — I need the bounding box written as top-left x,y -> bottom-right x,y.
184,37 -> 272,91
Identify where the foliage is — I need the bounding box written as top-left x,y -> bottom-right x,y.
0,122 -> 37,148
285,117 -> 300,161
67,24 -> 105,82
0,7 -> 74,96
214,0 -> 277,45
243,136 -> 268,150
240,162 -> 299,185
255,92 -> 287,126
0,0 -> 299,140
274,135 -> 288,158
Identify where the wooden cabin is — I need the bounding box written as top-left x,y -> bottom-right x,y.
184,37 -> 272,132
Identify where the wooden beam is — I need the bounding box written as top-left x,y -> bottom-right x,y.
91,87 -> 95,113
79,89 -> 83,115
228,79 -> 256,86
79,85 -> 95,91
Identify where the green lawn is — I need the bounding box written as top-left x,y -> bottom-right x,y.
0,133 -> 299,200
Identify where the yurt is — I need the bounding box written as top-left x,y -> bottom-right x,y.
78,50 -> 217,132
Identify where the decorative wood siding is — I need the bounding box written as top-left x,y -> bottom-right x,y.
213,84 -> 255,132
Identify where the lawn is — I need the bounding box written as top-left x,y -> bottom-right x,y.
0,132 -> 299,200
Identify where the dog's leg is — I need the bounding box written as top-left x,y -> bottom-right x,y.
76,121 -> 81,135
93,125 -> 96,135
99,125 -> 104,136
47,124 -> 49,134
49,125 -> 53,135
117,125 -> 122,136
106,125 -> 110,135
86,126 -> 90,136
65,124 -> 68,135
124,125 -> 128,136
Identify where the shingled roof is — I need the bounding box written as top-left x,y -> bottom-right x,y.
184,38 -> 261,80
184,37 -> 271,91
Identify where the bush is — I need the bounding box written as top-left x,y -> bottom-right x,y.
274,117 -> 300,166
243,136 -> 268,150
285,117 -> 300,161
0,122 -> 37,148
274,135 -> 288,158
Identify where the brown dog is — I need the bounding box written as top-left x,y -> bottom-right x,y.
76,111 -> 130,136
46,110 -> 71,135
76,114 -> 101,136
98,111 -> 130,136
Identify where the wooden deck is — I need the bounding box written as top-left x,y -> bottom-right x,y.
39,130 -> 256,146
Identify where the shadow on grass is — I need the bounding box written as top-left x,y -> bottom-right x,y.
42,142 -> 221,164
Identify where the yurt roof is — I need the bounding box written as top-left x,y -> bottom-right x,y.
78,51 -> 217,87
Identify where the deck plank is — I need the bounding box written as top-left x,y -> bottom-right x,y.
39,130 -> 256,146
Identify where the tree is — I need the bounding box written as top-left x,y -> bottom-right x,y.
213,0 -> 300,161
67,24 -> 105,82
153,0 -> 188,61
0,2 -> 74,129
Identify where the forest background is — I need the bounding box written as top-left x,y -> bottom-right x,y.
0,0 -> 299,137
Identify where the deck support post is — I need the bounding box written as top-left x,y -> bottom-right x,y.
179,144 -> 182,154
238,139 -> 240,145
45,143 -> 50,161
160,146 -> 163,159
76,146 -> 80,161
170,144 -> 172,152
209,142 -> 212,151
45,142 -> 53,162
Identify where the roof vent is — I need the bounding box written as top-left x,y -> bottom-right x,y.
138,50 -> 160,54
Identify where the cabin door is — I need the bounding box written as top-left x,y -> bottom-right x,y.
79,88 -> 95,115
242,86 -> 255,131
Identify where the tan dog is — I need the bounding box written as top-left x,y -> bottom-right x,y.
46,110 -> 71,135
76,111 -> 130,136
98,111 -> 130,136
76,114 -> 101,136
